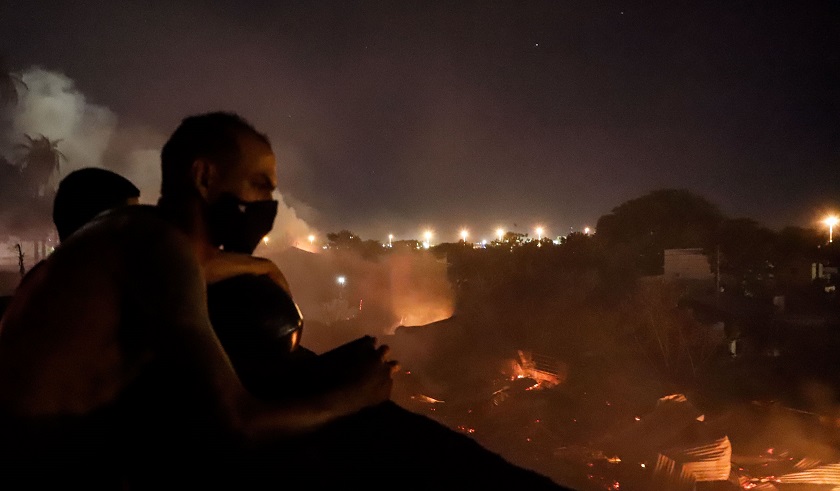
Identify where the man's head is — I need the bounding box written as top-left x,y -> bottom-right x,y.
160,112 -> 279,254
53,167 -> 141,241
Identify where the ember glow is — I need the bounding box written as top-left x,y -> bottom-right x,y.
505,350 -> 566,390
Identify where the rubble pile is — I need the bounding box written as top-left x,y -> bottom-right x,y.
386,321 -> 840,490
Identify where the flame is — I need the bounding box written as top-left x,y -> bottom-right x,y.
411,394 -> 445,404
504,350 -> 566,389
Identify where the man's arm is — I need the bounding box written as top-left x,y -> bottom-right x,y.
123,217 -> 395,439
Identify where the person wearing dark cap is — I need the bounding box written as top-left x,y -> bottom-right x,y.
52,167 -> 141,242
0,168 -> 141,321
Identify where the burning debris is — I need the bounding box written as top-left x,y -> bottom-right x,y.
507,350 -> 566,389
411,394 -> 445,404
387,316 -> 840,491
777,462 -> 840,486
599,394 -> 732,490
733,455 -> 840,490
652,436 -> 732,490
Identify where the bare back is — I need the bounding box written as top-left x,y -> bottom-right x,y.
0,206 -> 236,425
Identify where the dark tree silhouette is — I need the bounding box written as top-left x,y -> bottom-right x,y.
596,189 -> 725,274
326,230 -> 363,250
0,56 -> 26,109
15,134 -> 65,197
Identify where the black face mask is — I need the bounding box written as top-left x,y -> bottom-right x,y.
206,193 -> 278,254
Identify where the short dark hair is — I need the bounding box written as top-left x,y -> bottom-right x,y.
159,112 -> 270,199
53,167 -> 140,241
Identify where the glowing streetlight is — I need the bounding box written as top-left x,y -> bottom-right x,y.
535,227 -> 544,241
388,234 -> 393,247
824,216 -> 839,243
423,230 -> 432,248
584,227 -> 591,235
496,228 -> 505,242
308,234 -> 315,246
262,236 -> 270,245
460,229 -> 469,242
336,275 -> 346,299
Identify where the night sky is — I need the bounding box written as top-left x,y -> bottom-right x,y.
1,1 -> 838,243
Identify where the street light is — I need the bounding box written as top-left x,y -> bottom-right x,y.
308,234 -> 315,246
535,227 -> 544,241
496,228 -> 504,242
824,216 -> 839,243
336,275 -> 346,299
460,229 -> 469,243
423,230 -> 432,248
388,234 -> 393,247
584,227 -> 591,235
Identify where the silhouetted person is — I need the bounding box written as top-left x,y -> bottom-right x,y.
0,113 -> 396,489
53,167 -> 141,242
0,167 -> 141,321
173,113 -> 568,489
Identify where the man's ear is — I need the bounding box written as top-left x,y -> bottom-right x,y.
191,159 -> 216,200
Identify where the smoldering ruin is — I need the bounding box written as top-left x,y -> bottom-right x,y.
265,229 -> 840,491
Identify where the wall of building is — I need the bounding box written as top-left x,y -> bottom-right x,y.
663,248 -> 714,281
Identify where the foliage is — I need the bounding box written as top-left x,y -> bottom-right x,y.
620,279 -> 724,383
0,155 -> 52,237
596,189 -> 725,274
15,134 -> 66,197
0,56 -> 26,108
326,230 -> 362,249
501,231 -> 528,244
709,218 -> 776,296
325,230 -> 385,260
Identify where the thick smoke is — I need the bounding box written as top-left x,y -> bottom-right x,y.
268,246 -> 456,353
7,67 -> 115,181
1,66 -> 455,342
2,66 -> 315,250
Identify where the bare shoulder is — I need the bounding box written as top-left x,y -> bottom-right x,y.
81,205 -> 208,328
71,205 -> 192,253
0,205 -> 213,416
61,206 -> 202,288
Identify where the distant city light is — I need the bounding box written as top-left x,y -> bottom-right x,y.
336,276 -> 346,286
424,230 -> 433,248
460,229 -> 469,242
535,227 -> 544,240
824,216 -> 839,243
496,228 -> 505,241
584,227 -> 591,235
308,234 -> 315,245
388,233 -> 394,247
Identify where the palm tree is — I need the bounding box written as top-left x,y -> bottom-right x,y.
0,153 -> 53,264
0,56 -> 26,108
15,134 -> 66,197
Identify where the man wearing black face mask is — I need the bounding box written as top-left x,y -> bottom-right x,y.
155,113 -> 567,489
156,114 -> 295,290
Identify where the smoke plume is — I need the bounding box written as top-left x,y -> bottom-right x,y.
2,66 -> 315,249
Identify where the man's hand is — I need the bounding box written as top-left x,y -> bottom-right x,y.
319,336 -> 399,410
204,250 -> 291,293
